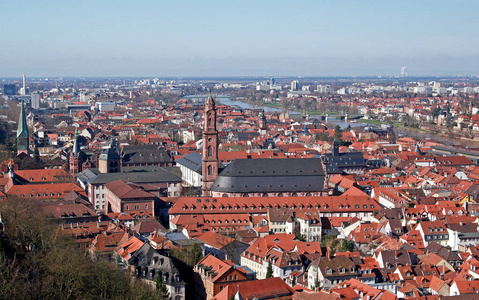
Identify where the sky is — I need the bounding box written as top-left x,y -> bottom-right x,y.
1,0 -> 479,77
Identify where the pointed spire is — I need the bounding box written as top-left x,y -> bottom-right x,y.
414,144 -> 423,155
206,88 -> 215,107
16,100 -> 28,139
73,127 -> 80,158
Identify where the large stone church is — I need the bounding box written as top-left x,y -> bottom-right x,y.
201,93 -> 326,198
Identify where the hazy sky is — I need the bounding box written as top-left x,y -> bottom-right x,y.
1,0 -> 478,77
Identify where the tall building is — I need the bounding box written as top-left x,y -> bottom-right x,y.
31,93 -> 40,109
201,92 -> 219,196
291,80 -> 299,91
20,74 -> 26,95
16,101 -> 29,156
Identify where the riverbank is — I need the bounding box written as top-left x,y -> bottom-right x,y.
358,118 -> 383,126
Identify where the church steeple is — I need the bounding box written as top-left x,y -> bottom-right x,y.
69,127 -> 83,175
73,127 -> 80,157
258,110 -> 267,135
16,100 -> 29,156
202,90 -> 219,196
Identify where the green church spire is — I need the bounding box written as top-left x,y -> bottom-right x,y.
16,100 -> 29,154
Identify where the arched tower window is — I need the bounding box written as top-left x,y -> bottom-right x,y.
207,165 -> 213,175
208,146 -> 214,157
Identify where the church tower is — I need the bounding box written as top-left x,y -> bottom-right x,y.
202,91 -> 219,196
16,100 -> 29,156
98,139 -> 120,173
258,110 -> 267,135
69,128 -> 81,175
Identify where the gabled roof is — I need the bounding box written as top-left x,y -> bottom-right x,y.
105,180 -> 154,199
213,277 -> 295,300
211,158 -> 325,193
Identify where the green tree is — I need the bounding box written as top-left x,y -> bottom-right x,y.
155,276 -> 170,300
266,261 -> 273,278
339,240 -> 355,252
33,144 -> 40,162
320,234 -> 333,247
334,125 -> 342,140
313,274 -> 321,290
170,243 -> 203,267
0,196 -> 156,300
388,129 -> 397,144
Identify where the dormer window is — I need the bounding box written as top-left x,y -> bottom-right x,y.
326,268 -> 332,275
340,267 -> 345,273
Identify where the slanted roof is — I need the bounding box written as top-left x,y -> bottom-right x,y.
211,158 -> 325,193
89,167 -> 181,185
175,152 -> 202,172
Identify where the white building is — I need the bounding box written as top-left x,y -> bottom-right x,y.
95,101 -> 116,112
31,93 -> 40,109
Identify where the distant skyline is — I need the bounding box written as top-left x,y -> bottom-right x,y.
1,0 -> 478,77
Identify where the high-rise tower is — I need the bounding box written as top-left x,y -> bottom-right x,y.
201,91 -> 219,196
16,101 -> 29,155
21,74 -> 26,95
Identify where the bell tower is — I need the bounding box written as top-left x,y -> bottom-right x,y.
16,100 -> 29,156
202,91 -> 219,196
69,128 -> 81,175
258,110 -> 267,135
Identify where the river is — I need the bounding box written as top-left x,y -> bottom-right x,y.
186,95 -> 479,147
185,95 -> 283,113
